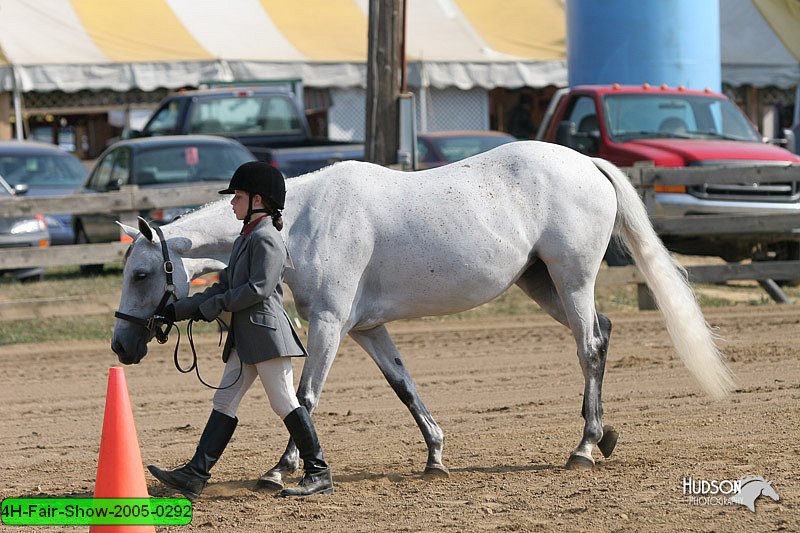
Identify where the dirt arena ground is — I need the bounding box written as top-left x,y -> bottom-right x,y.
1,304 -> 798,532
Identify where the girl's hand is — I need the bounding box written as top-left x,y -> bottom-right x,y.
192,309 -> 212,322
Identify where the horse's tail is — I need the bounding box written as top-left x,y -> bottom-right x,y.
592,157 -> 734,399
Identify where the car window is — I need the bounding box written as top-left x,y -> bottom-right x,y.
562,96 -> 601,154
0,153 -> 87,187
187,95 -> 302,135
602,94 -> 761,142
713,99 -> 762,140
417,140 -> 431,162
88,148 -> 132,190
565,96 -> 598,133
604,95 -> 695,137
0,178 -> 12,197
133,144 -> 254,185
144,101 -> 182,136
110,148 -> 131,187
87,152 -> 114,191
428,136 -> 514,163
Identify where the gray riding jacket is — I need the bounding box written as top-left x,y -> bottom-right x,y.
173,218 -> 306,364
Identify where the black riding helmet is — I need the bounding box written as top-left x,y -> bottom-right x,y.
219,161 -> 286,225
219,161 -> 286,208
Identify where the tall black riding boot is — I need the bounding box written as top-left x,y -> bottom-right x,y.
279,406 -> 334,497
148,410 -> 237,501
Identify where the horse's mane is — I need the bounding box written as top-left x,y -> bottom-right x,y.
739,476 -> 767,486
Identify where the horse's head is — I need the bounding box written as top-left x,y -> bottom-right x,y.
762,480 -> 780,502
111,217 -> 191,364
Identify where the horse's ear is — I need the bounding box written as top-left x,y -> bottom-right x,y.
137,216 -> 154,242
116,221 -> 140,241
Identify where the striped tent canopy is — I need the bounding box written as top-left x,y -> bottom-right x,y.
0,0 -> 567,92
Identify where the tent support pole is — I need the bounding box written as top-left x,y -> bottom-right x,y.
12,65 -> 23,140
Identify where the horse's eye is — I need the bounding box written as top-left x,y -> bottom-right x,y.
134,272 -> 148,281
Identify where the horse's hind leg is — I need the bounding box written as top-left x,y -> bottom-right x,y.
557,278 -> 614,469
516,261 -> 616,468
515,260 -> 570,327
258,316 -> 345,489
349,325 -> 448,478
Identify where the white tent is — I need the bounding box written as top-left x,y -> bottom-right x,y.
0,0 -> 568,93
722,0 -> 800,89
0,0 -> 795,93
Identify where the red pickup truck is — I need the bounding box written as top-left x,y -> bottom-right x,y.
536,84 -> 800,264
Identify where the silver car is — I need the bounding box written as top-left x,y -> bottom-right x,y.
0,176 -> 49,282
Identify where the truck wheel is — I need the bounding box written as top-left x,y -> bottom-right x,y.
76,227 -> 104,276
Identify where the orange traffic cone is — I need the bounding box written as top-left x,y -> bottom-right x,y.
91,367 -> 154,533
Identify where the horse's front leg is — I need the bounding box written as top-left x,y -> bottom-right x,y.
349,325 -> 448,478
257,316 -> 344,489
565,312 -> 619,469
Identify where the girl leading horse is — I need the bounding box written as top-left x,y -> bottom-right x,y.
112,141 -> 732,488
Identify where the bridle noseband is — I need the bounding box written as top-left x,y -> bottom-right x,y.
114,225 -> 176,344
113,225 -> 240,389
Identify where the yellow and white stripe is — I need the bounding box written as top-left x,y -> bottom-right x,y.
0,0 -> 107,64
167,0 -> 306,61
71,0 -> 212,62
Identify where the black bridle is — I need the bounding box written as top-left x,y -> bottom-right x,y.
114,225 -> 241,390
114,226 -> 176,344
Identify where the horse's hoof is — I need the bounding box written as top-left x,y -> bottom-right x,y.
564,454 -> 594,470
422,464 -> 449,479
598,425 -> 619,458
255,472 -> 284,491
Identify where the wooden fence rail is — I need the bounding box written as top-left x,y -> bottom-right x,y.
0,184 -> 224,217
0,243 -> 127,270
651,213 -> 800,237
627,164 -> 800,187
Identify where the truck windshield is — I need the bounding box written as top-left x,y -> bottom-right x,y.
187,95 -> 303,136
601,94 -> 761,143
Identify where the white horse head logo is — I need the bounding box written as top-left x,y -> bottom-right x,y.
729,476 -> 780,512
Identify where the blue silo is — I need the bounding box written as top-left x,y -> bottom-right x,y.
566,0 -> 721,91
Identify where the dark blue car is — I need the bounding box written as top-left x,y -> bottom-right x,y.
0,141 -> 88,245
74,135 -> 255,248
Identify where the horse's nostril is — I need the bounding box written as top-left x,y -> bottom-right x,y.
111,339 -> 136,365
111,339 -> 125,357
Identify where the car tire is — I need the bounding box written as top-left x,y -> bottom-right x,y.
76,227 -> 104,276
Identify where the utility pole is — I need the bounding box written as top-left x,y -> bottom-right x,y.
364,0 -> 405,165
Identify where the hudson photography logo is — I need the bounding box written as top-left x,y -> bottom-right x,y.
682,475 -> 780,512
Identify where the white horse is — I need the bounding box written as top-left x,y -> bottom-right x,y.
111,141 -> 733,482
